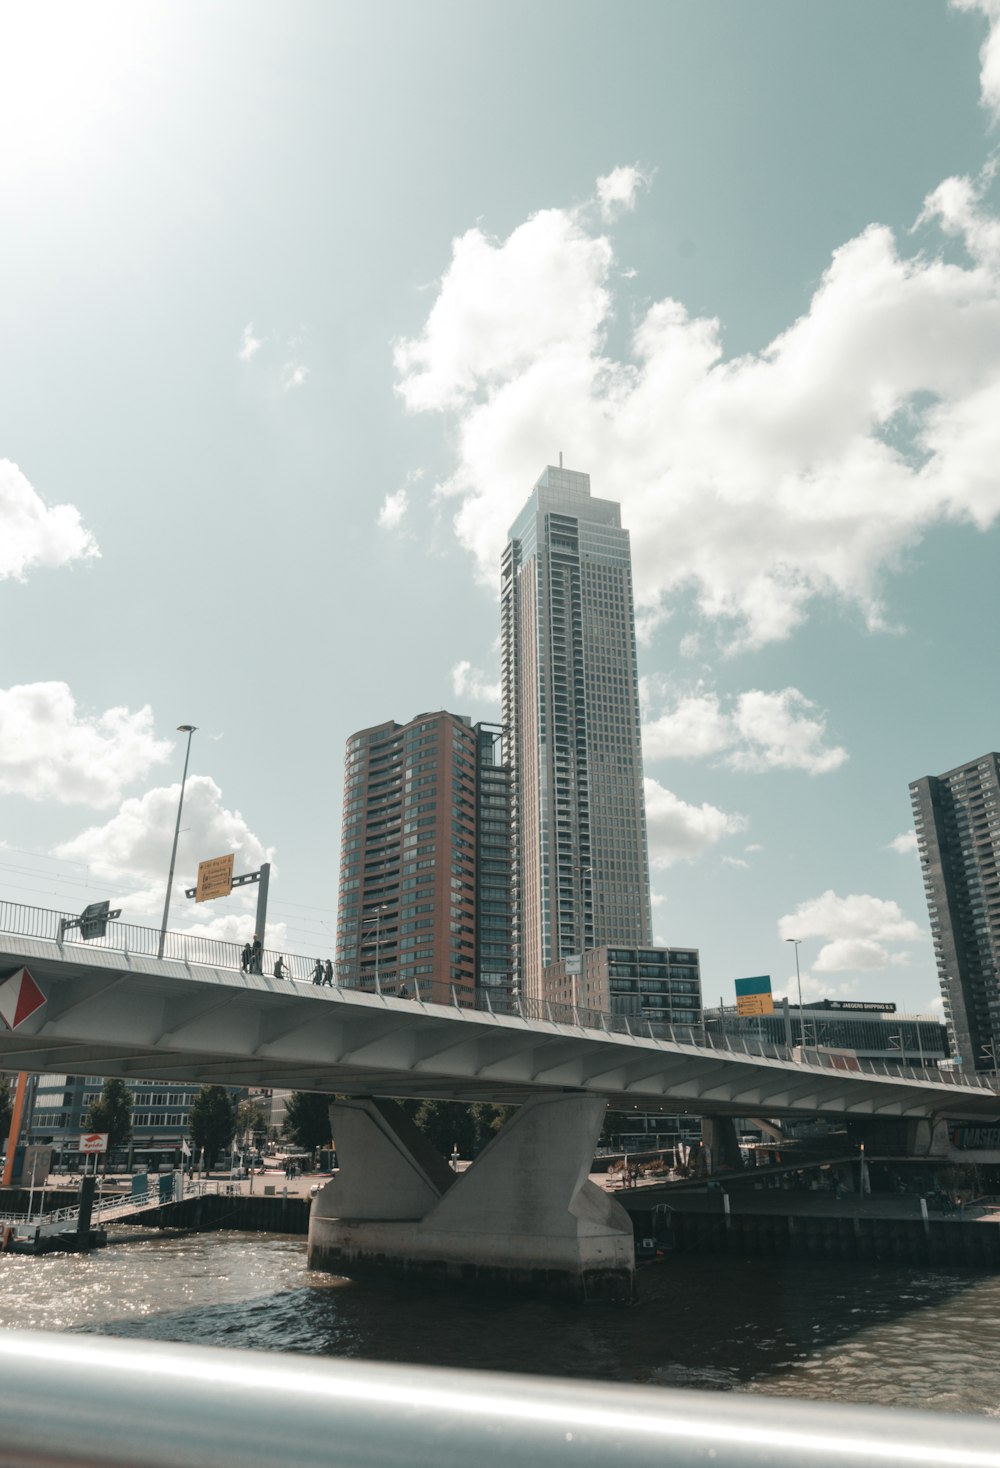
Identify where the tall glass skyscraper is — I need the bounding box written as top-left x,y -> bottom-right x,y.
501,465 -> 652,1001
910,751 -> 1000,1071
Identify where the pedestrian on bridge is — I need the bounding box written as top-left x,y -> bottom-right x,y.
241,942 -> 252,975
251,935 -> 262,974
323,959 -> 334,987
273,955 -> 289,981
312,960 -> 324,986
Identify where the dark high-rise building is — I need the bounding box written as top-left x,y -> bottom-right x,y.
501,465 -> 652,1001
335,711 -> 512,1007
910,752 -> 1000,1071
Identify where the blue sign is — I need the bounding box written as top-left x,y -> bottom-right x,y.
734,975 -> 772,997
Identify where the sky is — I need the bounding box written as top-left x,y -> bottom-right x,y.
1,0 -> 999,1017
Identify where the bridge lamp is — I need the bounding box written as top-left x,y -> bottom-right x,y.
158,724 -> 198,960
785,938 -> 807,1052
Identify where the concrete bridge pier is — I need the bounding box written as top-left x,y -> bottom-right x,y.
308,1093 -> 635,1302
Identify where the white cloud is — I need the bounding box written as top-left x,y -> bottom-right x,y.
238,323 -> 262,361
951,0 -> 1000,120
642,685 -> 847,774
887,830 -> 918,855
395,154 -> 1000,653
54,775 -> 274,926
451,659 -> 500,705
778,889 -> 924,972
0,459 -> 99,582
644,776 -> 747,868
596,163 -> 652,223
722,856 -> 749,869
281,361 -> 309,392
378,487 -> 409,530
0,683 -> 171,807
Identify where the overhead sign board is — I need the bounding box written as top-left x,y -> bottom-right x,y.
737,994 -> 775,1016
0,967 -> 47,1030
195,854 -> 235,903
79,1132 -> 109,1154
735,975 -> 774,1017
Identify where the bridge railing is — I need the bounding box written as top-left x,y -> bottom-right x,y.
0,898 -> 989,1089
2,1328 -> 999,1468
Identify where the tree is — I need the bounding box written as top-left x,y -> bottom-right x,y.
236,1098 -> 268,1146
86,1078 -> 133,1169
189,1086 -> 237,1170
282,1092 -> 335,1154
407,1100 -> 515,1159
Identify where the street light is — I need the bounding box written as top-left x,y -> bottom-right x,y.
158,725 -> 197,959
361,904 -> 388,993
785,938 -> 807,1052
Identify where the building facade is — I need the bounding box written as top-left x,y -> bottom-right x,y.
25,1074 -> 203,1167
335,711 -> 512,1007
501,465 -> 652,1000
543,945 -> 702,1033
910,752 -> 1000,1071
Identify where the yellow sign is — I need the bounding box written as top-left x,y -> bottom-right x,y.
737,993 -> 775,1016
195,853 -> 234,903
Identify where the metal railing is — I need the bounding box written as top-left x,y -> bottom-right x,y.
1,1329 -> 998,1468
1,1178 -> 226,1231
0,897 -> 990,1089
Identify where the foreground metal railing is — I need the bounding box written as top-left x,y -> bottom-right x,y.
0,896 -> 988,1089
0,1330 -> 997,1468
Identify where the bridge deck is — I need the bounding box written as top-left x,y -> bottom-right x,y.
2,922 -> 998,1121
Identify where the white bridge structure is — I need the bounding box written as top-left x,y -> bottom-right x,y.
2,901 -> 998,1301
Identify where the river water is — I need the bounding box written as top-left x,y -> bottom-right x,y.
2,1230 -> 1000,1415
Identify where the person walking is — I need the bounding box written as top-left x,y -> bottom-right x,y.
312,959 -> 324,986
323,959 -> 334,988
273,955 -> 288,981
250,934 -> 263,974
240,942 -> 252,975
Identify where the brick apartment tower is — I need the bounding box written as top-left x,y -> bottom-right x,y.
501,465 -> 652,1002
335,711 -> 512,1007
910,751 -> 1000,1071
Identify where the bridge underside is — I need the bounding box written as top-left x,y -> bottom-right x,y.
1,938 -> 997,1123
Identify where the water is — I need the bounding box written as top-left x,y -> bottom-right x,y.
2,1230 -> 1000,1414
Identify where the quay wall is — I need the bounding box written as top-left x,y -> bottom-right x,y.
1,1187 -> 311,1236
628,1203 -> 1000,1267
124,1193 -> 311,1234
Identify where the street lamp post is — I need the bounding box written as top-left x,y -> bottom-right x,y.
360,904 -> 387,994
158,724 -> 197,959
785,938 -> 806,1053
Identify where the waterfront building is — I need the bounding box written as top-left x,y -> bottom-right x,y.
335,711 -> 512,1007
909,752 -> 1000,1071
543,944 -> 702,1032
501,465 -> 652,1001
706,1002 -> 949,1067
25,1073 -> 203,1167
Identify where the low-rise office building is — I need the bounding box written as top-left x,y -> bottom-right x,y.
543,944 -> 702,1030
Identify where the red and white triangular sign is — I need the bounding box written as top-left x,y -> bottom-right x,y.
0,967 -> 47,1030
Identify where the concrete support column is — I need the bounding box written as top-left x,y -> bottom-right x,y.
700,1116 -> 743,1173
308,1094 -> 635,1302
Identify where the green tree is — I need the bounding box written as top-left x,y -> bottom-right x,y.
236,1098 -> 268,1146
400,1100 -> 516,1160
86,1078 -> 133,1169
189,1086 -> 237,1170
282,1092 -> 335,1154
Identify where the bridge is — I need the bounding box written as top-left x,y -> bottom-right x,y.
3,899 -> 998,1301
